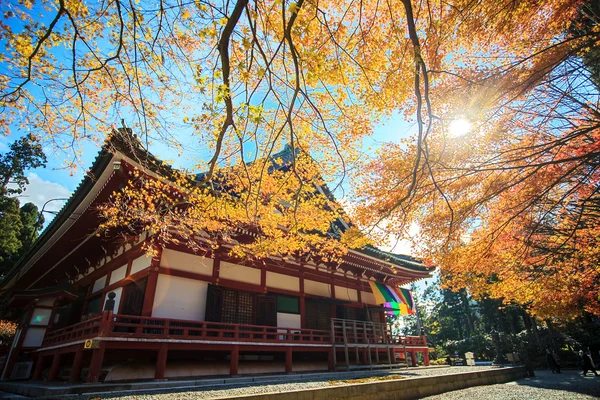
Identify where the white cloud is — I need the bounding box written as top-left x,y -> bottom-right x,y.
13,173 -> 72,223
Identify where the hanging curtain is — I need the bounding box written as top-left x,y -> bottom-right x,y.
368,282 -> 415,315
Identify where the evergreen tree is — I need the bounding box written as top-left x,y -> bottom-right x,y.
0,135 -> 46,276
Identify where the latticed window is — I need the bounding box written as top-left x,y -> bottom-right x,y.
221,290 -> 237,324
305,298 -> 331,331
219,288 -> 255,325
237,292 -> 254,325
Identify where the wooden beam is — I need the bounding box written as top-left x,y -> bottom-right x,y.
32,353 -> 45,380
69,347 -> 84,383
86,342 -> 106,383
155,343 -> 168,380
299,278 -> 306,329
47,352 -> 62,381
285,347 -> 293,373
142,270 -> 159,317
230,345 -> 239,376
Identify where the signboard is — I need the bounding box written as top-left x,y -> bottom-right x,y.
84,339 -> 100,349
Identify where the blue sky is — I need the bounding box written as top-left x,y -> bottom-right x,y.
2,110 -> 418,229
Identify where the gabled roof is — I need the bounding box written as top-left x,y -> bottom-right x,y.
2,129 -> 433,291
0,129 -> 155,291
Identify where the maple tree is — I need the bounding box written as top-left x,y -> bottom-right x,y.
1,1 -> 599,317
351,1 -> 600,318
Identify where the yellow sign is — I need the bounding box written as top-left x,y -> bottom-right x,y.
84,339 -> 100,349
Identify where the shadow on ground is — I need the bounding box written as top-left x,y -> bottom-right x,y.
516,369 -> 600,397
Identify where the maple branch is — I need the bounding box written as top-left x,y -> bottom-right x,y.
0,0 -> 66,102
206,0 -> 249,180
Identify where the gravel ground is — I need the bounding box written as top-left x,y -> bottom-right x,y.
90,366 -> 498,399
422,369 -> 600,400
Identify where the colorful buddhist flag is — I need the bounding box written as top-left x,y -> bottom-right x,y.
368,282 -> 415,315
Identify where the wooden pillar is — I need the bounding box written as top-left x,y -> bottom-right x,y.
285,347 -> 293,373
3,306 -> 34,380
410,350 -> 417,367
260,267 -> 266,289
299,274 -> 305,329
230,345 -> 239,376
86,342 -> 106,383
48,352 -> 62,381
423,349 -> 430,366
99,310 -> 113,336
69,348 -> 84,383
213,257 -> 221,281
327,349 -> 334,371
389,347 -> 395,364
32,354 -> 45,380
155,343 -> 168,380
142,269 -> 159,317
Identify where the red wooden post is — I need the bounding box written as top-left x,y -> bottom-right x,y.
47,352 -> 62,381
299,274 -> 305,329
285,347 -> 293,373
410,350 -> 417,367
328,349 -> 334,371
423,348 -> 430,366
99,310 -> 113,336
86,342 -> 106,383
32,353 -> 45,380
69,348 -> 84,383
155,343 -> 168,380
230,345 -> 239,376
142,269 -> 159,317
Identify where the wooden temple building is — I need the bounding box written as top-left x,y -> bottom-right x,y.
0,131 -> 434,383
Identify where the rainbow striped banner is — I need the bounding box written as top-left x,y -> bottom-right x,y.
368,282 -> 415,315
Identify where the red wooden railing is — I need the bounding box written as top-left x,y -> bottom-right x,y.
109,315 -> 331,344
42,316 -> 102,346
396,335 -> 428,347
330,318 -> 428,348
41,312 -> 427,349
331,318 -> 390,344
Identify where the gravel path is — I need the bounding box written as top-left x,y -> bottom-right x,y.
422,370 -> 600,400
89,366 -> 497,399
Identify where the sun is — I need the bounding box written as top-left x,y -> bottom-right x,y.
448,118 -> 472,137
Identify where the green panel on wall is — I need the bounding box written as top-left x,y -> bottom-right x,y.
277,295 -> 299,314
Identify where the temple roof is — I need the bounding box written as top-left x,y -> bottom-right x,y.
1,129 -> 433,292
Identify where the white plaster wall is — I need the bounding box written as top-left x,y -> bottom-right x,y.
92,275 -> 107,293
304,279 -> 331,297
334,285 -> 358,302
29,308 -> 52,326
112,286 -> 123,314
266,271 -> 299,292
276,312 -> 301,329
22,327 -> 46,347
160,249 -> 213,276
35,297 -> 56,307
131,255 -> 151,275
152,274 -> 208,321
360,291 -> 376,305
109,265 -> 127,285
220,262 -> 260,285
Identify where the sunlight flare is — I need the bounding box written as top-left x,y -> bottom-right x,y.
448,118 -> 472,137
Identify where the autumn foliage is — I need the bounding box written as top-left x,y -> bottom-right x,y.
1,0 -> 599,318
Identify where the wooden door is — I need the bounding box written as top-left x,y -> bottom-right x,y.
305,298 -> 331,330
121,278 -> 147,316
256,295 -> 277,327
205,284 -> 223,322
